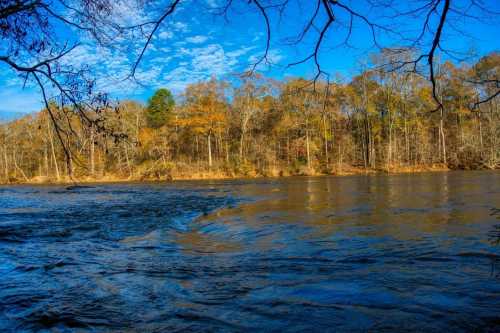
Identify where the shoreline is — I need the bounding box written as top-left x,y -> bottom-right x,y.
0,164 -> 486,186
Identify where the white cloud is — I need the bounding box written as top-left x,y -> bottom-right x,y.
159,47 -> 172,53
226,46 -> 256,58
159,43 -> 257,92
162,66 -> 205,92
135,67 -> 162,82
109,0 -> 151,26
267,49 -> 284,64
173,41 -> 188,48
205,0 -> 219,8
186,35 -> 209,44
173,22 -> 189,33
0,6 -> 272,104
158,31 -> 174,40
248,48 -> 285,70
63,44 -> 103,67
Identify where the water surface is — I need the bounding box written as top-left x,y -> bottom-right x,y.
1,171 -> 499,332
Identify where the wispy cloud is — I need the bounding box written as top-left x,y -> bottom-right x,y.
158,31 -> 174,40
186,35 -> 209,44
0,5 -> 282,103
173,22 -> 189,33
248,48 -> 285,71
205,0 -> 220,8
160,43 -> 258,92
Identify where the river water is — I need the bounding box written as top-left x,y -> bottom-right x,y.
0,171 -> 499,332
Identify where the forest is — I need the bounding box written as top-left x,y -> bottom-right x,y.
1,51 -> 498,183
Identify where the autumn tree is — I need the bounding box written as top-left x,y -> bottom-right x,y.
178,79 -> 228,168
0,51 -> 498,183
233,74 -> 269,162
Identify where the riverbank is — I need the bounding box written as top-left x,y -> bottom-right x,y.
0,163 -> 466,185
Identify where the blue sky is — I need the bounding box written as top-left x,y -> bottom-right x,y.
1,0 -> 499,115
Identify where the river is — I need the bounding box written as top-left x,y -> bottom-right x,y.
0,171 -> 499,332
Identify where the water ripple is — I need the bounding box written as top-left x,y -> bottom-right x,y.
0,172 -> 499,331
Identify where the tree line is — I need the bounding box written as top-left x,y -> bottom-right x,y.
1,52 -> 498,183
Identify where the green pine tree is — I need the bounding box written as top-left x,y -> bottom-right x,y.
146,88 -> 175,128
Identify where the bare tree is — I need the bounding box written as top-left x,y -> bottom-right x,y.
0,0 -> 130,177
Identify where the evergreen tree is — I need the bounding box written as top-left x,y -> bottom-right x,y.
146,89 -> 175,128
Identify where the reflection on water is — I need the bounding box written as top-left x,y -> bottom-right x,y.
0,171 -> 499,332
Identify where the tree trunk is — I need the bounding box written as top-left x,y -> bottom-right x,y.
478,113 -> 483,150
13,148 -> 28,181
124,145 -> 132,177
388,114 -> 393,167
239,130 -> 245,162
404,111 -> 410,164
90,124 -> 95,176
323,114 -> 329,168
207,131 -> 212,168
47,117 -> 60,180
195,135 -> 199,162
3,145 -> 8,180
286,132 -> 290,166
239,113 -> 250,162
364,115 -> 370,168
338,140 -> 343,173
66,147 -> 73,179
306,127 -> 311,170
440,108 -> 447,164
44,144 -> 49,177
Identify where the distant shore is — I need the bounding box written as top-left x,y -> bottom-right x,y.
0,164 -> 477,186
